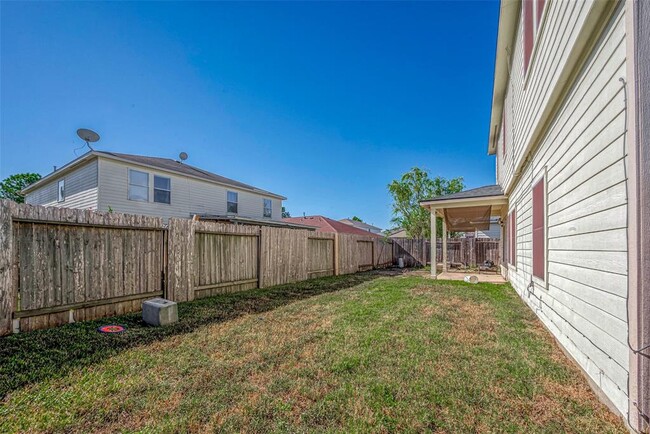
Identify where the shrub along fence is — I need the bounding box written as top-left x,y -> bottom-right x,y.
0,200 -> 394,335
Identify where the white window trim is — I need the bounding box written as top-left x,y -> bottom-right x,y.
508,203 -> 518,272
227,191 -> 238,214
531,168 -> 548,290
153,175 -> 171,205
128,169 -> 149,202
263,199 -> 272,218
57,179 -> 65,203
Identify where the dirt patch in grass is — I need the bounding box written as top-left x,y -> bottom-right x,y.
436,296 -> 497,345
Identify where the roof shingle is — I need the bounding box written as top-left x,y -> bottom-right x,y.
282,216 -> 381,237
95,151 -> 285,199
421,185 -> 504,203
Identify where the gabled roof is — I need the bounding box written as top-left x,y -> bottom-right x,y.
282,216 -> 381,237
22,150 -> 286,199
421,185 -> 504,203
339,218 -> 382,232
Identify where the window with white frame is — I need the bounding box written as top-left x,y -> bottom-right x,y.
523,0 -> 546,75
57,180 -> 65,202
227,191 -> 238,213
263,198 -> 272,218
153,175 -> 171,204
128,169 -> 149,202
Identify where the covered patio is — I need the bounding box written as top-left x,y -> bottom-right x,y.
420,185 -> 508,281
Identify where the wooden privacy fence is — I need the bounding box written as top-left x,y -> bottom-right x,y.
392,237 -> 501,268
0,200 -> 396,335
435,238 -> 501,267
392,238 -> 429,267
0,201 -> 165,335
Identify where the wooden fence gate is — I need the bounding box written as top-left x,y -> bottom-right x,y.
357,240 -> 374,271
307,234 -> 335,278
193,229 -> 259,298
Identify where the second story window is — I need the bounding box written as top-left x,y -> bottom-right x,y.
57,179 -> 65,202
523,0 -> 546,76
227,191 -> 238,214
128,169 -> 149,202
263,199 -> 272,218
153,175 -> 171,204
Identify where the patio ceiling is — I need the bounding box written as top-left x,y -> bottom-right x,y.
420,184 -> 508,222
419,185 -> 508,278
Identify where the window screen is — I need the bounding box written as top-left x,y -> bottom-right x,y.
128,169 -> 149,202
154,175 -> 171,204
227,191 -> 238,213
263,199 -> 272,218
57,180 -> 65,202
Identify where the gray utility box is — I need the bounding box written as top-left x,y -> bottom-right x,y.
142,298 -> 178,326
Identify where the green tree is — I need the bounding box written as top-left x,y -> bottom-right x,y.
351,216 -> 363,222
0,173 -> 41,203
282,206 -> 291,218
388,168 -> 464,239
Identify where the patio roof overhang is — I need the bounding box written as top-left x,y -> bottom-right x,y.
420,184 -> 508,222
420,195 -> 508,220
419,186 -> 508,278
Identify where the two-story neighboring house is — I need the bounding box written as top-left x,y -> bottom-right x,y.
22,151 -> 286,222
421,1 -> 649,430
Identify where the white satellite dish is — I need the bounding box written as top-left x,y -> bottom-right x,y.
76,128 -> 100,151
179,152 -> 188,162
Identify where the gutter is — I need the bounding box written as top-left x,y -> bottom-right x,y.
491,0 -> 617,195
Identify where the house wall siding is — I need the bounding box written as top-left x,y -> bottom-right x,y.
502,2 -> 629,416
24,160 -> 98,210
97,158 -> 282,221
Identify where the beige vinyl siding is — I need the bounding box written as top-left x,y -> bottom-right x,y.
24,160 -> 98,210
502,3 -> 629,415
498,1 -> 609,192
97,158 -> 282,221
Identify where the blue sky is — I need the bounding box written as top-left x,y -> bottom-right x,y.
1,1 -> 499,229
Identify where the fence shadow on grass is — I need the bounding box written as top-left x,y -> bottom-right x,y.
0,270 -> 400,398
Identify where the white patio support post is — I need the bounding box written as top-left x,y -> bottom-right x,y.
430,207 -> 437,278
441,209 -> 448,273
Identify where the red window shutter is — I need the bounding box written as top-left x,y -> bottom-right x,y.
523,0 -> 534,74
505,213 -> 510,264
536,0 -> 546,28
532,178 -> 545,279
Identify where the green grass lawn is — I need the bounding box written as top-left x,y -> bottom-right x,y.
0,271 -> 625,433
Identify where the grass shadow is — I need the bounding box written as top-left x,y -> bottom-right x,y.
0,270 -> 396,398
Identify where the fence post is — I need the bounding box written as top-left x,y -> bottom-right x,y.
258,226 -> 264,288
0,200 -> 14,335
167,218 -> 194,302
333,233 -> 340,275
468,237 -> 476,267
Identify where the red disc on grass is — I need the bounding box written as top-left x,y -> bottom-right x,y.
98,324 -> 125,334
